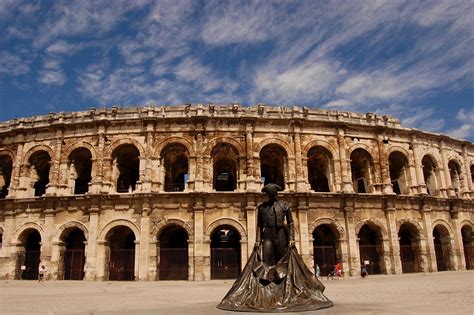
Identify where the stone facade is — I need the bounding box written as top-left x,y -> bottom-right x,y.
0,104 -> 472,281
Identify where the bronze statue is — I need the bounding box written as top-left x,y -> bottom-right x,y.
217,183 -> 333,312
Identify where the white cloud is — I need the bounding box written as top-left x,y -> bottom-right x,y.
38,69 -> 66,85
446,108 -> 474,140
0,51 -> 31,75
323,99 -> 352,108
46,40 -> 86,55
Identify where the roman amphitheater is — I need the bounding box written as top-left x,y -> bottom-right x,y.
0,104 -> 472,282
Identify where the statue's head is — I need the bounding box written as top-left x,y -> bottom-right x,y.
262,183 -> 282,200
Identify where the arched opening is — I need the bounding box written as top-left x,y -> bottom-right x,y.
350,149 -> 374,193
313,224 -> 339,276
16,229 -> 41,280
105,226 -> 136,281
60,228 -> 86,280
158,225 -> 189,280
260,144 -> 287,190
433,225 -> 451,271
398,223 -> 421,273
0,229 -> 3,252
211,225 -> 241,279
461,225 -> 473,270
212,143 -> 238,191
0,155 -> 13,198
68,148 -> 92,195
358,224 -> 384,274
422,155 -> 438,196
161,144 -> 189,192
389,152 -> 410,195
29,151 -> 51,197
307,147 -> 332,192
448,160 -> 462,196
112,145 -> 140,193
471,165 -> 474,187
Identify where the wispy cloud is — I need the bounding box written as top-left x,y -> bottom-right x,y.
447,108 -> 474,140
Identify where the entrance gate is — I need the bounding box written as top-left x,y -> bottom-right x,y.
434,244 -> 447,271
108,249 -> 135,281
359,245 -> 381,274
159,248 -> 188,280
313,246 -> 336,276
211,248 -> 240,279
400,245 -> 416,273
16,251 -> 40,280
60,249 -> 86,280
464,245 -> 473,270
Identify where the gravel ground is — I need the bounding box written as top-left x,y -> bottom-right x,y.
0,271 -> 472,315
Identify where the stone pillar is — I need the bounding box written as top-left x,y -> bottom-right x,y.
90,126 -> 106,194
293,123 -> 307,191
46,129 -> 63,195
461,145 -> 473,198
410,137 -> 427,195
245,123 -> 257,191
84,207 -> 100,280
439,141 -> 452,197
377,135 -> 393,194
338,238 -> 350,276
297,197 -> 312,269
450,212 -> 464,270
41,209 -> 55,279
245,195 -> 257,257
337,129 -> 353,192
343,199 -> 360,276
420,204 -> 436,272
141,124 -> 154,192
194,127 -> 205,191
384,202 -> 402,274
2,211 -> 16,279
193,198 -> 205,280
138,203 -> 150,280
10,137 -> 24,198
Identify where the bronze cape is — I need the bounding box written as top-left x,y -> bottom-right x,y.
217,245 -> 333,312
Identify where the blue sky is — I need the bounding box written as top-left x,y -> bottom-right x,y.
0,0 -> 473,141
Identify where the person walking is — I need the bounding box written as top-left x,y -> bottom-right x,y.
38,265 -> 46,283
315,263 -> 321,279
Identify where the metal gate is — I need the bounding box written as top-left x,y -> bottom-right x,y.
16,251 -> 40,280
359,245 -> 381,274
108,249 -> 135,281
211,248 -> 240,279
313,246 -> 336,276
434,244 -> 447,271
60,249 -> 85,280
400,245 -> 416,273
464,245 -> 473,270
159,248 -> 188,280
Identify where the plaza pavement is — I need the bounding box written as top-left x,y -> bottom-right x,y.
0,270 -> 472,315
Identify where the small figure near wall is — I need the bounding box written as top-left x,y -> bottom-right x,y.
217,183 -> 333,312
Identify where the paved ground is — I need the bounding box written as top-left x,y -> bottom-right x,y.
0,271 -> 473,315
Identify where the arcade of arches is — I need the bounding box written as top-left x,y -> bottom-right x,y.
0,105 -> 472,281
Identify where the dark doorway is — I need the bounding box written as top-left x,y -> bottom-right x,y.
159,225 -> 189,280
433,226 -> 451,271
422,155 -> 438,196
350,149 -> 374,193
388,151 -> 409,195
0,154 -> 13,198
260,144 -> 287,190
69,148 -> 92,195
211,225 -> 241,279
358,225 -> 383,274
461,226 -> 473,270
161,144 -> 189,192
398,223 -> 420,273
212,143 -> 238,191
29,151 -> 51,197
17,229 -> 41,280
106,226 -> 135,281
313,225 -> 338,276
61,228 -> 86,280
307,147 -> 332,192
113,145 -> 140,193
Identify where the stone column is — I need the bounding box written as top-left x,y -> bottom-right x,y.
337,129 -> 353,192
450,212 -> 464,270
377,135 -> 393,194
245,195 -> 257,257
46,129 -> 64,195
2,211 -> 16,279
194,127 -> 205,191
193,198 -> 205,280
420,204 -> 436,272
90,126 -> 106,194
84,207 -> 100,280
245,123 -> 257,191
141,123 -> 154,192
410,137 -> 427,195
297,196 -> 312,269
439,140 -> 452,197
343,199 -> 360,276
10,136 -> 24,198
461,145 -> 473,198
293,123 -> 307,191
338,238 -> 350,276
138,203 -> 150,280
384,202 -> 402,274
41,209 -> 55,279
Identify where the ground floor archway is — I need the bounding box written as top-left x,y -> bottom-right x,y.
16,229 -> 41,280
433,225 -> 451,272
158,225 -> 189,280
461,225 -> 472,270
398,223 -> 421,273
211,225 -> 241,279
358,224 -> 384,275
59,228 -> 86,280
105,226 -> 136,281
313,224 -> 339,276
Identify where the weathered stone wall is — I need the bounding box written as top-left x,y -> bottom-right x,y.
0,104 -> 472,281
